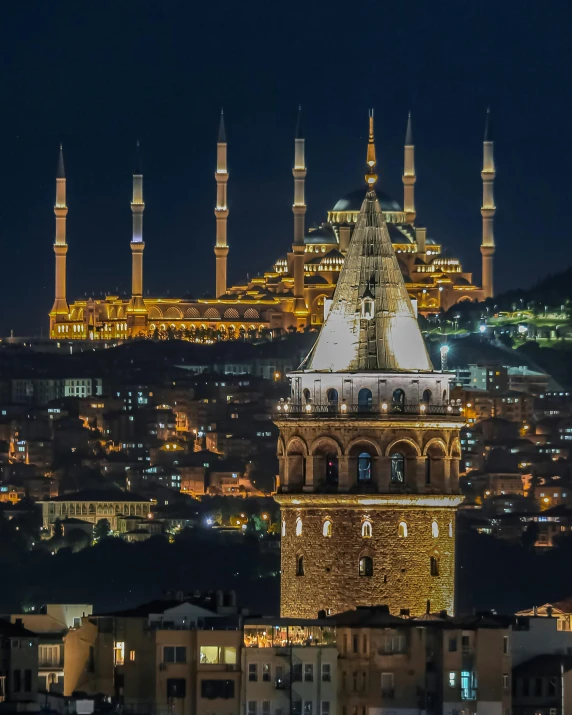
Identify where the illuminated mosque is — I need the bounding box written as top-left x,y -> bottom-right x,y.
49,109 -> 496,341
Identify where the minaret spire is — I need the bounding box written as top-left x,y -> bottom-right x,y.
480,107 -> 496,299
50,143 -> 69,331
292,104 -> 308,325
365,109 -> 378,188
214,108 -> 229,297
403,111 -> 416,224
126,141 -> 148,331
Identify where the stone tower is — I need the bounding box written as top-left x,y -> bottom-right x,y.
481,107 -> 496,299
275,112 -> 463,619
126,141 -> 149,334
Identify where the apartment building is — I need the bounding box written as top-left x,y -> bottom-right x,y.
242,619 -> 338,715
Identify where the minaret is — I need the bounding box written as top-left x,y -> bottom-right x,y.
403,111 -> 416,224
481,107 -> 496,299
275,111 -> 462,619
214,110 -> 229,297
126,141 -> 148,330
292,105 -> 308,324
50,144 -> 69,325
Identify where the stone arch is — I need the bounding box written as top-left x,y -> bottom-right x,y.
450,438 -> 462,459
309,436 -> 342,490
244,308 -> 259,319
224,308 -> 240,319
165,306 -> 183,319
277,436 -> 285,457
310,435 -> 343,457
108,306 -> 117,320
347,437 -> 383,457
385,438 -> 421,457
284,436 -> 307,490
423,438 -> 447,457
286,436 -> 308,457
117,306 -> 126,319
204,308 -> 221,320
148,306 -> 162,319
185,307 -> 200,318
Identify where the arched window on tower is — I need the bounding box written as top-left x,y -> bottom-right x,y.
390,453 -> 405,483
281,520 -> 286,537
432,521 -> 439,538
327,388 -> 338,412
296,517 -> 303,536
362,520 -> 372,538
430,556 -> 439,577
323,520 -> 332,537
357,452 -> 372,482
303,389 -> 311,404
422,389 -> 432,404
359,556 -> 373,577
296,555 -> 305,576
358,388 -> 373,411
449,522 -> 453,538
398,521 -> 408,538
325,454 -> 338,486
392,389 -> 405,413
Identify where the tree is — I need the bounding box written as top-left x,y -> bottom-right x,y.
94,518 -> 111,541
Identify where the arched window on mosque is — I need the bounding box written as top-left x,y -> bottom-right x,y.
296,555 -> 305,576
391,453 -> 405,483
296,517 -> 303,536
362,521 -> 372,538
398,521 -> 408,538
325,454 -> 338,486
323,520 -> 332,537
357,452 -> 372,482
359,556 -> 373,577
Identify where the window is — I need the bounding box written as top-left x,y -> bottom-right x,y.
296,555 -> 305,576
304,664 -> 314,682
322,664 -> 331,682
200,678 -> 235,699
24,669 -> 32,693
326,389 -> 338,409
359,556 -> 373,577
422,389 -> 432,404
114,641 -> 125,665
461,671 -> 477,700
362,634 -> 368,653
262,702 -> 270,715
353,635 -> 359,653
248,663 -> 258,682
304,702 -> 313,715
163,646 -> 186,663
381,672 -> 394,697
392,389 -> 405,412
303,389 -> 311,404
166,679 -> 186,699
503,635 -> 509,654
430,556 -> 439,577
449,637 -> 457,652
282,520 -> 286,537
357,452 -> 372,482
503,673 -> 509,690
292,663 -> 302,682
398,521 -> 408,538
462,635 -> 470,653
383,635 -> 406,654
390,453 -> 405,483
432,521 -> 439,538
323,520 -> 332,537
129,650 -> 136,662
449,522 -> 453,538
449,672 -> 457,688
293,705 -> 302,715
325,454 -> 338,485
200,646 -> 237,664
321,703 -> 331,715
362,521 -> 372,538
248,702 -> 257,715
262,663 -> 271,682
358,388 -> 373,409
296,517 -> 303,536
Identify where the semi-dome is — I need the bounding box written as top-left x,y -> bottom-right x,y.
333,187 -> 402,213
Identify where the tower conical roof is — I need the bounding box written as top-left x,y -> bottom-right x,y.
57,144 -> 65,179
306,115 -> 433,373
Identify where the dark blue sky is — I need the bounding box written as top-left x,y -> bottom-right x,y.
1,0 -> 571,335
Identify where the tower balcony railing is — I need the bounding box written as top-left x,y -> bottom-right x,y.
275,401 -> 462,418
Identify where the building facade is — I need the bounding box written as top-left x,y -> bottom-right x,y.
275,115 -> 463,619
49,109 -> 495,341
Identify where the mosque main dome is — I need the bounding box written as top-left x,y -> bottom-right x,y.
332,187 -> 402,213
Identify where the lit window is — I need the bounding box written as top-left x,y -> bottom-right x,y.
114,642 -> 125,665
323,520 -> 332,537
129,650 -> 136,662
296,517 -> 303,536
432,521 -> 439,538
359,555 -> 373,577
362,521 -> 372,538
398,521 -> 408,538
281,520 -> 286,537
449,672 -> 456,688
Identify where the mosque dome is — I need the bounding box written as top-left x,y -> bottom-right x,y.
333,187 -> 402,213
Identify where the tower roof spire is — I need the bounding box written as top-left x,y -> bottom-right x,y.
57,144 -> 65,179
218,108 -> 226,143
365,109 -> 378,189
295,104 -> 303,139
304,112 -> 433,373
134,140 -> 142,175
405,111 -> 413,145
484,106 -> 493,142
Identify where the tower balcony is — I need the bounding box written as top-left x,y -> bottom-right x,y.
275,401 -> 462,420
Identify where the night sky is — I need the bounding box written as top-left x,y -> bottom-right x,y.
1,0 -> 571,335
